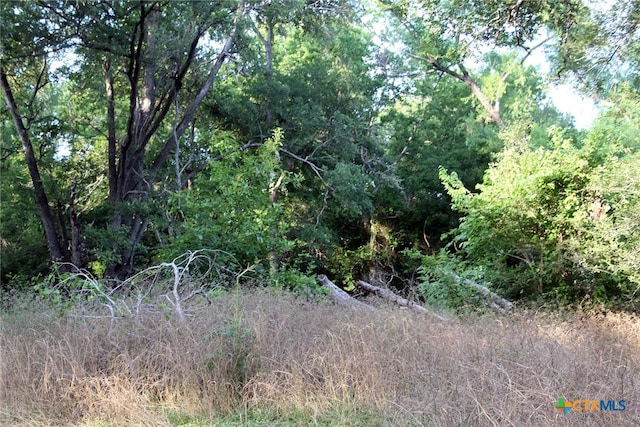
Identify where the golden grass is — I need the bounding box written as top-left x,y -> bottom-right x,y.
1,290 -> 639,426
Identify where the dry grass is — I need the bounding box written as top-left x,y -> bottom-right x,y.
1,289 -> 639,426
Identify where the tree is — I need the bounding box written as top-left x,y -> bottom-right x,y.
1,65 -> 68,264
378,0 -> 589,128
377,46 -> 576,250
203,16 -> 389,274
378,76 -> 491,246
548,0 -> 639,96
2,0 -> 378,283
2,1 -> 248,278
162,129 -> 292,269
439,112 -> 640,305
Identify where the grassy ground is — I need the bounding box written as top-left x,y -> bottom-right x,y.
1,289 -> 639,426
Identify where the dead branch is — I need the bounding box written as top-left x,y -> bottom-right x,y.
356,280 -> 450,322
57,249 -> 239,320
317,275 -> 377,312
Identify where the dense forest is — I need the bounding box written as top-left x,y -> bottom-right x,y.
1,0 -> 639,311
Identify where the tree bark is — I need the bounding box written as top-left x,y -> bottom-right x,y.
0,68 -> 66,263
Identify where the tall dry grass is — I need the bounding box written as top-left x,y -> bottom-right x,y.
1,290 -> 639,426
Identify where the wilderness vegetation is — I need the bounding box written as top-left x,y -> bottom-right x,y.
1,0 -> 640,424
2,0 -> 639,309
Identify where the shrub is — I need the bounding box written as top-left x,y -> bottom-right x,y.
439,126 -> 640,308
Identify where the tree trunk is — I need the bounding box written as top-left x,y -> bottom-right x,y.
147,14 -> 243,179
105,59 -> 118,204
0,69 -> 67,264
69,183 -> 84,267
318,275 -> 377,311
460,70 -> 504,127
102,1 -> 246,279
56,202 -> 70,259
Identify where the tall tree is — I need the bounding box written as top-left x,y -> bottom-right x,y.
1,66 -> 67,264
2,0 -> 248,278
193,13 -> 389,273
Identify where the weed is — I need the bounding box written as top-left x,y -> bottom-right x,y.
1,289 -> 639,426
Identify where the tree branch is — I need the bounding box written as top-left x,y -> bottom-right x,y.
407,52 -> 504,127
148,1 -> 246,179
317,275 -> 377,311
357,280 -> 450,321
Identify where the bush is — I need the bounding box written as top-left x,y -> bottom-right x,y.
162,129 -> 293,269
439,126 -> 640,308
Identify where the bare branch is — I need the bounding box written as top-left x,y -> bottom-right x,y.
357,280 -> 450,321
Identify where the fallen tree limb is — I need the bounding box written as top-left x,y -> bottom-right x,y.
317,275 -> 377,312
444,272 -> 514,313
356,280 -> 450,322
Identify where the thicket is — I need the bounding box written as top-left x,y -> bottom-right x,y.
1,0 -> 639,310
435,115 -> 640,310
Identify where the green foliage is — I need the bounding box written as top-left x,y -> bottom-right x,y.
404,249 -> 493,311
549,0 -> 639,98
324,163 -> 374,219
207,18 -> 388,273
270,267 -> 323,297
381,0 -> 588,58
414,251 -> 475,310
83,224 -> 132,275
32,273 -> 70,311
326,245 -> 376,290
2,0 -> 639,314
163,130 -> 293,267
377,48 -> 569,249
581,151 -> 640,301
0,211 -> 50,285
379,77 -> 493,244
31,268 -> 111,314
440,118 -> 640,307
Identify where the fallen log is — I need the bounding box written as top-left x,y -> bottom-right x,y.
444,272 -> 514,313
356,280 -> 450,322
317,275 -> 377,312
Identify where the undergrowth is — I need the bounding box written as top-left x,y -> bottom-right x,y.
1,288 -> 639,426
